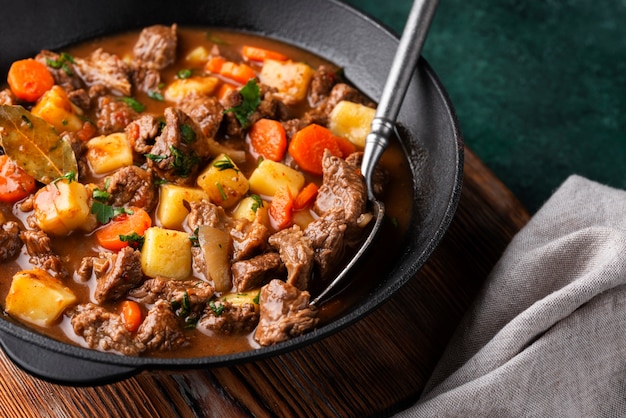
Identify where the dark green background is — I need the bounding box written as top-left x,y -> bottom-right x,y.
344,0 -> 626,213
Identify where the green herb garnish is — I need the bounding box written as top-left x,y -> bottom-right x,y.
180,124 -> 196,144
250,194 -> 263,213
52,170 -> 77,186
148,90 -> 164,101
120,97 -> 145,113
212,155 -> 236,171
223,78 -> 260,128
176,69 -> 192,79
90,201 -> 133,224
216,182 -> 227,201
169,145 -> 199,177
119,232 -> 145,249
208,300 -> 224,316
46,52 -> 75,75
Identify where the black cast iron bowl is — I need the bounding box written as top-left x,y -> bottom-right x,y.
0,0 -> 463,385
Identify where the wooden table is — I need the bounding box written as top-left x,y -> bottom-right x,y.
0,147 -> 530,417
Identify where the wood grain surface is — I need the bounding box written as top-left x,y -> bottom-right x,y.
0,147 -> 530,418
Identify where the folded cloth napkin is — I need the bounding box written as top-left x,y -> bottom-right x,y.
396,175 -> 626,417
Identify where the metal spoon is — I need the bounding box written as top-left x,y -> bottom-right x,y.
311,0 -> 439,306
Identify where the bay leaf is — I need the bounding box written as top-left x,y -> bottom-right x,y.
0,105 -> 78,184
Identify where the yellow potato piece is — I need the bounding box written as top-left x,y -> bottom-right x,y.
248,159 -> 304,198
259,59 -> 314,105
157,184 -> 209,229
328,100 -> 376,148
31,85 -> 84,133
141,227 -> 192,280
197,154 -> 249,208
33,179 -> 91,236
5,269 -> 77,327
86,132 -> 133,175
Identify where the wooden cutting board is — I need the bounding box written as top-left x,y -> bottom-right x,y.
0,146 -> 530,417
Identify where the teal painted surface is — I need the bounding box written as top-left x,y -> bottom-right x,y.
343,0 -> 626,213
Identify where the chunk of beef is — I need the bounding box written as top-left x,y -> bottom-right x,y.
268,225 -> 314,291
61,131 -> 89,179
104,165 -> 156,211
125,114 -> 161,155
133,24 -> 178,70
199,299 -> 259,335
309,65 -> 337,105
304,208 -> 348,279
131,64 -> 162,95
232,252 -> 285,292
92,247 -> 144,304
254,279 -> 318,346
230,218 -> 270,261
95,95 -> 138,135
0,88 -> 16,105
146,107 -> 208,184
35,50 -> 84,93
74,48 -> 132,96
314,150 -> 367,227
135,299 -> 187,352
20,229 -> 68,278
71,303 -> 143,356
345,152 -> 388,198
187,200 -> 231,232
300,83 -> 376,128
128,278 -> 214,314
178,96 -> 224,139
75,251 -> 111,282
0,221 -> 22,262
222,83 -> 289,137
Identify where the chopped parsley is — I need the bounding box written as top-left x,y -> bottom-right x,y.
253,291 -> 260,305
46,52 -> 75,75
145,153 -> 167,163
170,145 -> 199,177
120,97 -> 145,113
172,292 -> 199,328
250,194 -> 263,213
180,124 -> 196,144
52,170 -> 77,186
212,155 -> 236,171
119,232 -> 145,249
224,78 -> 260,129
90,201 -> 133,224
148,90 -> 164,101
189,227 -> 200,248
208,300 -> 224,316
216,182 -> 227,201
176,69 -> 192,79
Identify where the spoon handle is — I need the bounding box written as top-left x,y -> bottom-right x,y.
361,0 -> 439,191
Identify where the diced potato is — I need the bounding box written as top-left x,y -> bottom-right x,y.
232,195 -> 270,226
292,208 -> 316,230
248,159 -> 305,198
197,154 -> 249,208
163,76 -> 219,102
141,227 -> 192,280
86,132 -> 133,175
328,100 -> 376,148
185,46 -> 210,64
157,184 -> 209,229
197,225 -> 232,292
33,179 -> 91,236
259,59 -> 314,104
5,269 -> 77,327
222,289 -> 261,307
31,85 -> 84,133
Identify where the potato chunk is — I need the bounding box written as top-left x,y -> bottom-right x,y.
33,179 -> 91,236
259,59 -> 314,104
157,184 -> 209,229
328,100 -> 376,148
5,269 -> 77,327
248,159 -> 304,198
197,154 -> 249,208
141,227 -> 192,280
31,85 -> 84,133
86,132 -> 133,175
163,76 -> 219,102
232,195 -> 270,226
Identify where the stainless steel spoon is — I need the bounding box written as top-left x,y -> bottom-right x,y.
311,0 -> 439,306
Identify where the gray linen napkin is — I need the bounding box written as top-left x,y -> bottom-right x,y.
396,175 -> 626,417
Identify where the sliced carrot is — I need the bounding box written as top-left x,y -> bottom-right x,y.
76,121 -> 97,142
0,155 -> 37,203
7,58 -> 55,102
217,83 -> 237,101
205,56 -> 226,74
219,61 -> 256,84
119,300 -> 143,332
293,182 -> 319,211
334,135 -> 357,158
95,207 -> 152,251
242,45 -> 288,62
269,186 -> 294,230
288,124 -> 342,176
248,118 -> 287,162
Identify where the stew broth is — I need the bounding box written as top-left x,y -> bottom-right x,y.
0,27 -> 413,358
